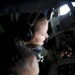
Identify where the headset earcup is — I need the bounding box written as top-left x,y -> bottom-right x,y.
26,30 -> 33,41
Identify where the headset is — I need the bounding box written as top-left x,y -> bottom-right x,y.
26,11 -> 46,41
18,10 -> 51,42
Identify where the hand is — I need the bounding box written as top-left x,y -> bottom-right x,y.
66,52 -> 72,58
60,50 -> 72,58
60,50 -> 67,58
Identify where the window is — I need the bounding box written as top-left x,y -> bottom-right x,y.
71,2 -> 75,7
59,4 -> 70,16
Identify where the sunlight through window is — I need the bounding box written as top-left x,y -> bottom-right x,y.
60,4 -> 70,15
71,2 -> 75,7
